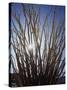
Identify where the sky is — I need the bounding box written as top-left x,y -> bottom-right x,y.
10,3 -> 65,27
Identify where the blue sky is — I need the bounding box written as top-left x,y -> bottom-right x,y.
11,3 -> 65,40
11,3 -> 65,26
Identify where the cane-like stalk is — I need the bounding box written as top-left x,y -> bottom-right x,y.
9,3 -> 65,87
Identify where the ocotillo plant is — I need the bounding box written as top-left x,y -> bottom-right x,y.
9,3 -> 65,87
